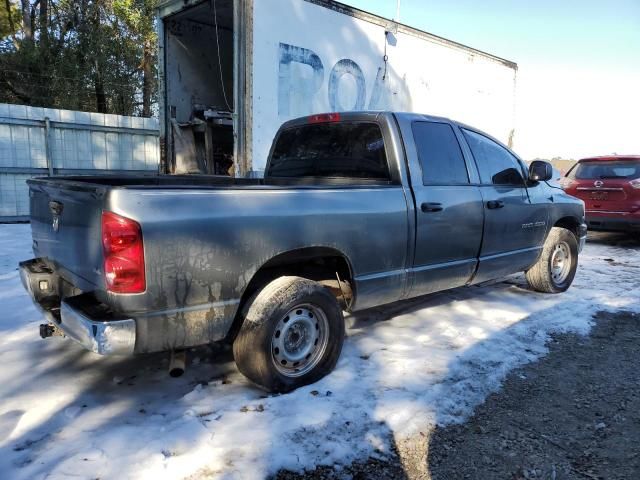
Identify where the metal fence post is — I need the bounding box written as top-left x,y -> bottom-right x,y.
44,117 -> 54,177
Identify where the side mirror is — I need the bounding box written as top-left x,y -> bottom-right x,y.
529,160 -> 553,182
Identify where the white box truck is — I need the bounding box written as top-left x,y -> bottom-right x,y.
157,0 -> 517,176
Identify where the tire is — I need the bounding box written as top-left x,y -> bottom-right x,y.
525,227 -> 578,293
232,276 -> 345,393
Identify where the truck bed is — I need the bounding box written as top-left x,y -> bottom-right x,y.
31,174 -> 394,190
26,170 -> 409,353
35,175 -> 263,188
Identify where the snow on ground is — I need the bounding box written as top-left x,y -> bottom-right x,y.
0,223 -> 638,480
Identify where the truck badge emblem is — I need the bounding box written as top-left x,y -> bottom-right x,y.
48,201 -> 64,233
594,180 -> 604,188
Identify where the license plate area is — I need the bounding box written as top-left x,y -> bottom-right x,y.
589,191 -> 609,201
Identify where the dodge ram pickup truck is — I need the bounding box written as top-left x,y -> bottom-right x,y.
20,112 -> 587,392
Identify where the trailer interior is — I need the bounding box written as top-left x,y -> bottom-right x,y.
163,0 -> 235,175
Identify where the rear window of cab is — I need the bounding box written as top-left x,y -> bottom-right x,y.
268,122 -> 390,180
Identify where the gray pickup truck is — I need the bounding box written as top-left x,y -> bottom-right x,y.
20,111 -> 586,392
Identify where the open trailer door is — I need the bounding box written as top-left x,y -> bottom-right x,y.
158,0 -> 249,176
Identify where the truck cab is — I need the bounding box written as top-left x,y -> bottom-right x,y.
267,112 -> 587,301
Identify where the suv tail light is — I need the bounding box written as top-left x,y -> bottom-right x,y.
101,211 -> 145,293
630,178 -> 640,189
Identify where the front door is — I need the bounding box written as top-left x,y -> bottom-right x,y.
460,128 -> 546,283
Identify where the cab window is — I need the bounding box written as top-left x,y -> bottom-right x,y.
268,122 -> 390,180
412,122 -> 469,185
462,129 -> 524,186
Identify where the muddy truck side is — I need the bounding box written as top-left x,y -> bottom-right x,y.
20,112 -> 587,392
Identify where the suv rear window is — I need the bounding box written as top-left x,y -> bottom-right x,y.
267,122 -> 390,180
570,161 -> 640,180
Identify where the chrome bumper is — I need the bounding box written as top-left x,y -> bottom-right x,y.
578,235 -> 587,253
19,259 -> 136,356
578,222 -> 588,253
58,300 -> 136,355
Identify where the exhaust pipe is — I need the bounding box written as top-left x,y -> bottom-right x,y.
169,350 -> 186,377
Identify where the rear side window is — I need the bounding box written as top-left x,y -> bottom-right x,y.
572,161 -> 640,180
412,122 -> 469,185
462,129 -> 524,186
268,122 -> 390,180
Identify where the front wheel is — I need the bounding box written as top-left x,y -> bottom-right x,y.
233,276 -> 344,393
526,227 -> 579,293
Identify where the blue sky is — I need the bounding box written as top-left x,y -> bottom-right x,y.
343,0 -> 640,158
344,0 -> 640,72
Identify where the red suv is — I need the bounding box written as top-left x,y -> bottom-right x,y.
561,155 -> 640,233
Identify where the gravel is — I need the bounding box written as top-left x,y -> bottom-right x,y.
275,309 -> 640,479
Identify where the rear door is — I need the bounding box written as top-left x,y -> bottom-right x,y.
399,118 -> 484,297
460,128 -> 546,283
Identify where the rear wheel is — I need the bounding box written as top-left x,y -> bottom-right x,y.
233,276 -> 344,393
526,227 -> 578,293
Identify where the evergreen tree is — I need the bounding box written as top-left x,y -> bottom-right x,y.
0,0 -> 158,116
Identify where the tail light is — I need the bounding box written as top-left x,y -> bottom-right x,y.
101,211 -> 145,293
630,178 -> 640,189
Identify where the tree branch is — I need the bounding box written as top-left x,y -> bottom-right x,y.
3,78 -> 32,104
4,0 -> 19,49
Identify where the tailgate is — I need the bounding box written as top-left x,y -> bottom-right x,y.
28,178 -> 106,290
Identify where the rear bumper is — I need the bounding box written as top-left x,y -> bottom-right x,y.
19,259 -> 136,355
57,299 -> 136,355
585,213 -> 640,233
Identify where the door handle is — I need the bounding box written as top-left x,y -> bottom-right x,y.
421,202 -> 443,213
486,200 -> 505,209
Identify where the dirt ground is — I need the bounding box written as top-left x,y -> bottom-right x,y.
426,310 -> 640,480
276,309 -> 640,480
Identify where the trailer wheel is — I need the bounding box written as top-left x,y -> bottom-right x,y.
233,276 -> 344,393
525,227 -> 578,293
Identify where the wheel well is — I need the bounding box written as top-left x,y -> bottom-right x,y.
225,248 -> 354,343
554,216 -> 581,237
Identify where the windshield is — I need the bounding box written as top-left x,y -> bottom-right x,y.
571,161 -> 640,180
267,122 -> 390,180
